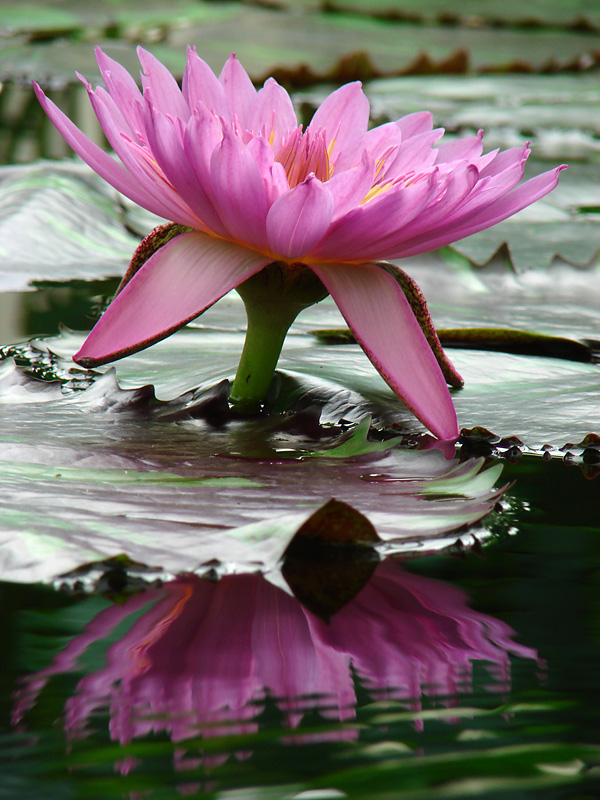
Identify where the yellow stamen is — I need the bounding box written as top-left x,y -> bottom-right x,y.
361,180 -> 394,205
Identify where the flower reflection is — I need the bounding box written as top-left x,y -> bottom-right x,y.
13,560 -> 536,763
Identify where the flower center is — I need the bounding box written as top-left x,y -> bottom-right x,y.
275,127 -> 334,188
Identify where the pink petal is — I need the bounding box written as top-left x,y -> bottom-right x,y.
94,48 -> 145,136
209,127 -> 269,251
249,78 -> 297,149
87,88 -> 200,227
266,175 -> 334,259
145,104 -> 227,235
33,82 -> 181,222
309,261 -> 459,440
182,46 -> 228,117
383,130 -> 441,181
372,165 -> 479,251
435,131 -> 483,164
327,151 -> 375,221
137,46 -> 190,120
218,54 -> 257,130
478,144 -> 529,179
74,232 -> 271,367
183,107 -> 223,185
247,136 -> 289,205
395,111 -> 434,139
363,121 -> 403,160
392,165 -> 566,258
313,174 -> 436,262
308,82 -> 370,171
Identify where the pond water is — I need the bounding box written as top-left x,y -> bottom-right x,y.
1,453 -> 600,799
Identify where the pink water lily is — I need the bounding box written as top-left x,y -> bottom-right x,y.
34,47 -> 565,439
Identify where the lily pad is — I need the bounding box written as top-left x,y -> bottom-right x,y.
0,341 -> 508,584
323,0 -> 600,32
0,161 -> 140,290
3,4 -> 600,93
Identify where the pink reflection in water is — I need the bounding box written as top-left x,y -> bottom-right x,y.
13,560 -> 536,762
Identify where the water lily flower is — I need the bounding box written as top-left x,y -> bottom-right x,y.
33,48 -> 565,439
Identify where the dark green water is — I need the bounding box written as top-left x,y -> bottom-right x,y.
1,455 -> 599,800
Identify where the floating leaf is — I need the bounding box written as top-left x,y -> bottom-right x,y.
0,161 -> 139,290
0,322 -> 514,585
3,4 -> 600,93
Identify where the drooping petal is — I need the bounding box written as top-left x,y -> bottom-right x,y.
308,82 -> 370,171
137,46 -> 189,120
266,175 -> 334,260
209,127 -> 269,251
74,232 -> 271,367
218,54 -> 257,130
32,82 -> 179,222
309,261 -> 459,441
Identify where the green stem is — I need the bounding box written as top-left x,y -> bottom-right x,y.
229,300 -> 297,411
229,261 -> 328,413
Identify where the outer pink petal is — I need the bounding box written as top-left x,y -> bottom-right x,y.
308,82 -> 370,171
309,261 -> 459,441
94,47 -> 145,136
182,46 -> 228,117
266,175 -> 334,259
137,46 -> 189,120
87,88 -> 200,227
33,82 -> 180,221
390,165 -> 566,258
218,54 -> 257,130
209,127 -> 269,251
74,232 -> 271,367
